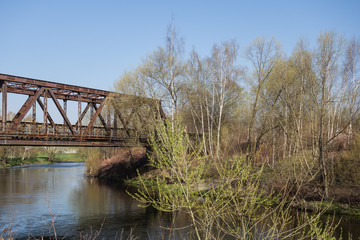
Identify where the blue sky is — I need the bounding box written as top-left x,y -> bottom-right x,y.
1,0 -> 359,92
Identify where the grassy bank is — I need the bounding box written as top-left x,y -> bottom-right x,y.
291,200 -> 360,216
0,152 -> 85,167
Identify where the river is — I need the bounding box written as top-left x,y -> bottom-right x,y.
1,162 -> 360,239
0,162 -> 189,239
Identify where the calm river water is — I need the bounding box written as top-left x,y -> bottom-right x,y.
0,162 -> 189,239
1,162 -> 360,239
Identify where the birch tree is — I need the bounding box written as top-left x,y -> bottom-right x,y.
209,40 -> 241,160
245,37 -> 282,161
342,37 -> 360,139
115,22 -> 185,126
184,50 -> 211,155
313,32 -> 343,198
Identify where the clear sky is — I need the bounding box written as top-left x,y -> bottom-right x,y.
1,0 -> 359,92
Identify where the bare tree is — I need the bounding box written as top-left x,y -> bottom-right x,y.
342,37 -> 360,140
313,32 -> 344,198
183,42 -> 242,160
245,37 -> 282,161
209,40 -> 241,159
184,49 -> 210,155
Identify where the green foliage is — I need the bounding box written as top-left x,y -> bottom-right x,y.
129,119 -> 338,239
54,152 -> 84,162
0,146 -> 84,168
42,147 -> 59,162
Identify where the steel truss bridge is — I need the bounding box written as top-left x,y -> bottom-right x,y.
0,73 -> 164,147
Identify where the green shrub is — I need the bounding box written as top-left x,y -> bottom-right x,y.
85,149 -> 102,176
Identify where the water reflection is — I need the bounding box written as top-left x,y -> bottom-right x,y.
2,163 -> 360,239
0,163 -> 187,239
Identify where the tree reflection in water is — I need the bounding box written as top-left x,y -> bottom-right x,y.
0,163 -> 191,239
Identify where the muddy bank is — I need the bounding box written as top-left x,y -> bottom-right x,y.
95,147 -> 150,182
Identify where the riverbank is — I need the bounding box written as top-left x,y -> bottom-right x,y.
290,185 -> 360,216
93,156 -> 360,218
260,173 -> 360,216
82,141 -> 360,218
93,155 -> 360,220
123,170 -> 360,217
0,152 -> 85,168
86,147 -> 148,182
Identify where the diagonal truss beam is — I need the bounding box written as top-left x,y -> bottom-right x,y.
9,87 -> 45,133
75,102 -> 91,129
83,100 -> 107,136
48,89 -> 75,135
115,109 -> 131,137
37,98 -> 56,128
92,103 -> 110,135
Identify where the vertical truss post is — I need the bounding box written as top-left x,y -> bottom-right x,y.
107,108 -> 111,136
63,100 -> 67,134
37,98 -> 56,128
78,93 -> 82,135
2,81 -> 7,132
90,103 -> 94,136
84,101 -> 106,137
90,103 -> 94,118
113,109 -> 117,137
91,102 -> 110,136
75,102 -> 90,129
32,101 -> 36,133
44,90 -> 48,134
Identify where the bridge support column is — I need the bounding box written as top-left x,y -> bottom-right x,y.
1,81 -> 7,132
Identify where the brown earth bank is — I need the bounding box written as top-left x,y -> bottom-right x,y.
95,151 -> 360,208
91,146 -> 360,214
94,147 -> 150,182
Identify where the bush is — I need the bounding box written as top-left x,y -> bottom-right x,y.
334,134 -> 360,184
85,149 -> 102,176
129,119 -> 338,240
262,150 -> 318,192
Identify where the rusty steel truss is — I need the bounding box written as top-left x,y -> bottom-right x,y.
0,73 -> 164,147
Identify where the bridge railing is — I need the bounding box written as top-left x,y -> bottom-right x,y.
0,121 -> 142,140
